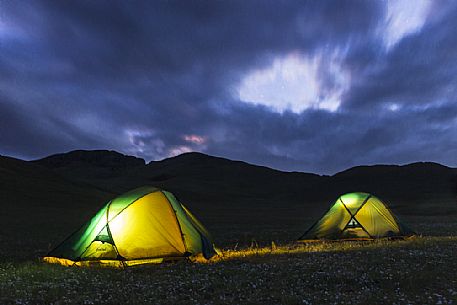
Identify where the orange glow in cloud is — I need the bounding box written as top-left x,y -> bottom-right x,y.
183,134 -> 206,145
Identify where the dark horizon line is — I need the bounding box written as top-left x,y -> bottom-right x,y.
1,148 -> 453,177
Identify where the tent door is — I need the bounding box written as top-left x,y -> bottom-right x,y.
346,218 -> 360,228
342,216 -> 372,238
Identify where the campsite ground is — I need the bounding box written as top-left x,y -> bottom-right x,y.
1,216 -> 457,304
1,152 -> 456,304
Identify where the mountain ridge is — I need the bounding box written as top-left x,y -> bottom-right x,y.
1,149 -> 455,218
1,149 -> 456,249
31,149 -> 456,176
34,149 -> 146,169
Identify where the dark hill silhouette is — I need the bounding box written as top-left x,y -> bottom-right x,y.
34,151 -> 325,206
33,152 -> 328,230
0,155 -> 113,259
31,150 -> 457,219
330,162 -> 457,215
1,150 -> 455,251
0,154 -> 110,206
35,149 -> 145,169
33,150 -> 147,192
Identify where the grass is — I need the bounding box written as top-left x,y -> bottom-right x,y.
2,150 -> 457,303
0,196 -> 456,304
214,236 -> 456,261
1,235 -> 457,304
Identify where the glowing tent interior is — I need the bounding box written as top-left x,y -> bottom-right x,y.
299,192 -> 415,241
43,186 -> 217,267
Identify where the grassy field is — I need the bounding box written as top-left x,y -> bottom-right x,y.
1,218 -> 457,304
1,153 -> 456,304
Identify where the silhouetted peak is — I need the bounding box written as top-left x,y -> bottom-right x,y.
403,161 -> 450,170
34,150 -> 146,169
334,161 -> 451,178
167,151 -> 212,161
149,151 -> 238,167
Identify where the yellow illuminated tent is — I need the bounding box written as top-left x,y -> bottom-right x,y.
43,186 -> 217,267
299,192 -> 414,241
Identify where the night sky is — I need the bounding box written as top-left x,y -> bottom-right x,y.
1,1 -> 456,174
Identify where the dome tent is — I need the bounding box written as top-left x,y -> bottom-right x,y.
43,186 -> 217,267
299,192 -> 415,241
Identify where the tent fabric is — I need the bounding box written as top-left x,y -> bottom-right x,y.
44,186 -> 217,267
162,191 -> 214,259
299,192 -> 415,241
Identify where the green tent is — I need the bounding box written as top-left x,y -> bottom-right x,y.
43,186 -> 217,267
299,192 -> 415,241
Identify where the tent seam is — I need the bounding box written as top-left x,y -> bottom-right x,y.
162,191 -> 189,255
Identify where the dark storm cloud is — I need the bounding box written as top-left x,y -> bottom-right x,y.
0,0 -> 456,173
0,94 -> 108,158
204,100 -> 457,173
344,2 -> 457,109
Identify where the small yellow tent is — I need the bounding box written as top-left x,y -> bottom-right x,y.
299,192 -> 415,241
43,186 -> 217,267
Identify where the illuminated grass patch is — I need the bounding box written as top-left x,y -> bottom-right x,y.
214,236 -> 456,261
1,236 -> 457,304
